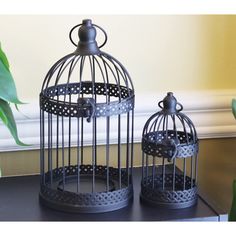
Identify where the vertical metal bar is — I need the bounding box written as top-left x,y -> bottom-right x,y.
94,117 -> 97,167
48,113 -> 53,186
40,109 -> 44,184
191,155 -> 194,188
126,112 -> 130,185
195,154 -> 198,185
118,114 -> 121,189
177,115 -> 188,191
184,117 -> 197,185
47,113 -> 50,180
40,109 -> 42,181
61,57 -> 76,171
165,115 -> 169,136
88,55 -> 96,193
56,99 -> 59,169
92,56 -> 97,167
57,57 -> 76,191
106,116 -> 110,192
56,118 -> 59,168
142,152 -> 145,181
172,115 -> 177,191
92,116 -> 96,193
162,156 -> 165,190
130,109 -> 134,178
79,57 -> 85,165
183,158 -> 186,190
77,117 -> 80,193
42,110 -> 45,185
172,158 -> 176,191
145,154 -> 149,185
99,55 -> 110,191
62,116 -> 65,190
68,94 -> 71,166
93,56 -> 109,103
81,110 -> 84,164
50,113 -> 53,185
152,156 -> 155,189
162,115 -> 166,190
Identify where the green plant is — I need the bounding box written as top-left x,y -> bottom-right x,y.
232,99 -> 236,119
0,43 -> 26,146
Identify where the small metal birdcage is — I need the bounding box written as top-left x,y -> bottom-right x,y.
141,92 -> 199,209
39,19 -> 135,213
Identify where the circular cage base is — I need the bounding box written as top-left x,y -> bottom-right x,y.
140,193 -> 197,209
39,164 -> 133,213
140,174 -> 198,209
39,192 -> 133,213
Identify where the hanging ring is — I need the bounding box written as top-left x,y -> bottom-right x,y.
158,100 -> 183,112
93,24 -> 108,49
177,102 -> 183,112
69,23 -> 82,46
69,23 -> 108,48
158,100 -> 163,109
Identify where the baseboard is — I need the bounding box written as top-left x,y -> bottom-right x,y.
0,89 -> 236,152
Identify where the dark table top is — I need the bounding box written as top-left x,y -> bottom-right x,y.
0,168 -> 228,221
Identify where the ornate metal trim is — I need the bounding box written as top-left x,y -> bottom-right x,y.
142,131 -> 198,158
40,82 -> 134,118
141,174 -> 198,209
40,164 -> 133,213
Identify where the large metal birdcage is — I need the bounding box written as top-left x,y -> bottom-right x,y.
39,19 -> 135,213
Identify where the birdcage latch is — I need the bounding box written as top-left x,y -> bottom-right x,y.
77,97 -> 95,122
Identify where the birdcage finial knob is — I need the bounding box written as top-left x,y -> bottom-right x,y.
79,19 -> 96,43
69,19 -> 108,55
74,19 -> 99,55
158,92 -> 183,113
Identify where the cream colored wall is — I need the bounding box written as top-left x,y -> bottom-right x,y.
0,15 -> 236,103
1,15 -> 236,213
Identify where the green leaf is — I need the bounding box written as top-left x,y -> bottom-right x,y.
0,59 -> 24,104
0,98 -> 28,146
232,99 -> 236,119
15,103 -> 19,111
0,43 -> 10,70
0,105 -> 8,124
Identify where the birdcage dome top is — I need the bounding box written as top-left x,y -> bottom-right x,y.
142,92 -> 198,161
40,19 -> 134,120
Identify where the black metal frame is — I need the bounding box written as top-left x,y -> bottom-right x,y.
39,19 -> 135,213
141,92 -> 199,209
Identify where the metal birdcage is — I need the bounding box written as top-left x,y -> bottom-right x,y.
39,19 -> 135,213
141,92 -> 199,209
